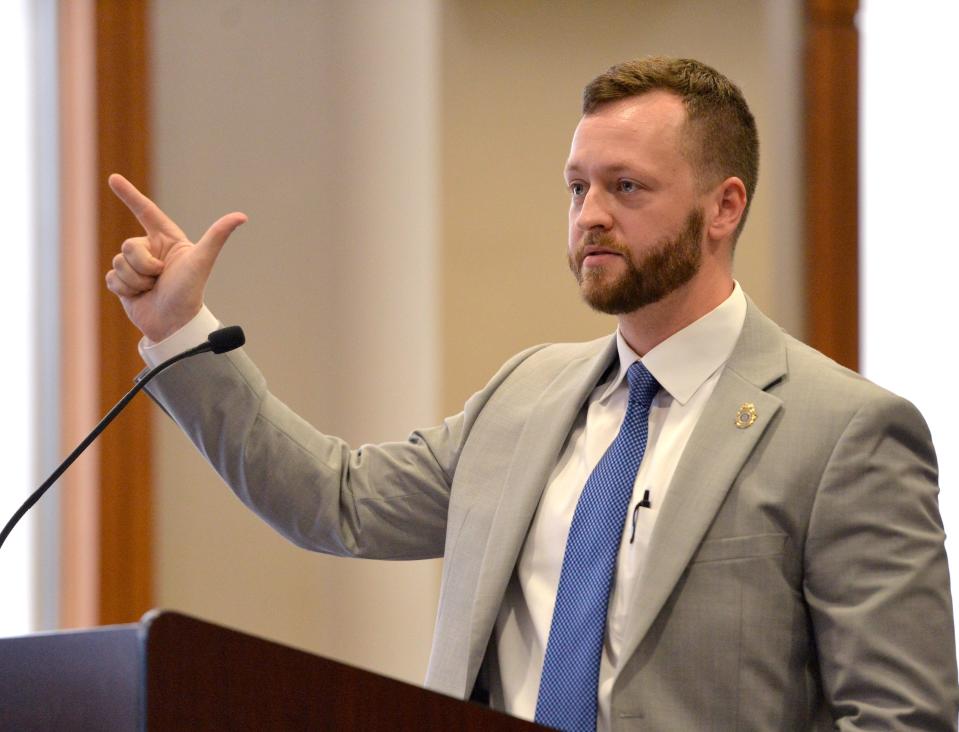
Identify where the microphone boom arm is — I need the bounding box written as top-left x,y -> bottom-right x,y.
0,326 -> 245,553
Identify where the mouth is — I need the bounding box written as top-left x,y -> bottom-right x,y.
580,248 -> 623,268
570,232 -> 628,275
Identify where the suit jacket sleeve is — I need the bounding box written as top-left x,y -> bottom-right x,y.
144,342 -> 545,561
804,392 -> 959,729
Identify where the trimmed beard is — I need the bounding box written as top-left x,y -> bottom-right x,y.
568,207 -> 705,314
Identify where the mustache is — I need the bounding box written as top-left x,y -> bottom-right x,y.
570,231 -> 630,268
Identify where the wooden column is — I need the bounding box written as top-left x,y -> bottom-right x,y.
804,0 -> 860,370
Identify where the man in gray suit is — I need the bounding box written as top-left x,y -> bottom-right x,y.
106,57 -> 958,729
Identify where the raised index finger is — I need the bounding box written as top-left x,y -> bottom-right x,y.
108,173 -> 186,239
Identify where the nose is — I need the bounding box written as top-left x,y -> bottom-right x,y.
574,187 -> 613,232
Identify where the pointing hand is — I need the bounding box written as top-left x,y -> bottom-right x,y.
104,174 -> 247,343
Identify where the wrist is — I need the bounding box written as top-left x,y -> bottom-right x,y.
139,306 -> 221,367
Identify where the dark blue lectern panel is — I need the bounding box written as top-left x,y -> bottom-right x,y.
0,623 -> 140,731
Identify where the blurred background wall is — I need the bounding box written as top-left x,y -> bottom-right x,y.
146,0 -> 803,684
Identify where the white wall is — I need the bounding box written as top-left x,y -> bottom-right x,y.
149,0 -> 803,684
860,0 -> 959,642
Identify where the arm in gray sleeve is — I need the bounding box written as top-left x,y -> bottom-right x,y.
145,343 -> 544,561
804,394 -> 959,730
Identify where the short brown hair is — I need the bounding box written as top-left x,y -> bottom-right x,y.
583,56 -> 758,240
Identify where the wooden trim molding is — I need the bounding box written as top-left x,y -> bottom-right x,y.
94,0 -> 154,625
804,0 -> 860,371
60,0 -> 153,627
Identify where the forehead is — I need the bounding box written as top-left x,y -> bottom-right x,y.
566,91 -> 690,174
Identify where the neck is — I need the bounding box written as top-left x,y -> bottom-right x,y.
617,271 -> 734,356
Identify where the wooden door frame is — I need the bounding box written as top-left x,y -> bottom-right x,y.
804,0 -> 860,370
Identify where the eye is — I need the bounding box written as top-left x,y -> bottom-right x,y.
617,179 -> 640,193
568,181 -> 586,197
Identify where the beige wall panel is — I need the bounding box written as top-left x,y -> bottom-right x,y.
150,0 -> 440,684
439,0 -> 803,413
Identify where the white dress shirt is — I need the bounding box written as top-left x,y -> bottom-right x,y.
140,284 -> 747,730
491,283 -> 746,729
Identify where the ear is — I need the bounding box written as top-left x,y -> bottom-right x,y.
705,176 -> 747,244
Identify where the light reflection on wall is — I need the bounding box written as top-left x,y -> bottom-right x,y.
0,0 -> 37,638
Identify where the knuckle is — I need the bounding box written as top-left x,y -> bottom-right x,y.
121,237 -> 142,255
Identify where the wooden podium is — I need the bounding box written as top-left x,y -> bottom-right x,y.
0,610 -> 544,731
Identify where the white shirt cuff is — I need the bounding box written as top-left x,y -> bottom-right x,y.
138,306 -> 221,368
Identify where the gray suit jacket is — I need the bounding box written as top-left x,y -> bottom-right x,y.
147,300 -> 959,730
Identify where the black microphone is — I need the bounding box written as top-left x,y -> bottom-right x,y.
207,325 -> 245,354
0,326 -> 246,553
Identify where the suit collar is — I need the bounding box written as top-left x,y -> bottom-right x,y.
724,295 -> 788,391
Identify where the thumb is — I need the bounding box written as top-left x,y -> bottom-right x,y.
194,212 -> 248,268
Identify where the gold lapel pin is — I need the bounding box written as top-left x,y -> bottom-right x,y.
735,403 -> 757,429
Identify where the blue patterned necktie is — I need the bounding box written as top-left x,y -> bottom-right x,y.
534,361 -> 660,732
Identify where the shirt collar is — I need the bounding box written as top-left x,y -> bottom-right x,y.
600,281 -> 747,406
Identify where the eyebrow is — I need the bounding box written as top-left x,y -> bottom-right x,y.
564,163 -> 644,178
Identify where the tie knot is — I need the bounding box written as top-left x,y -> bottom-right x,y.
626,361 -> 660,409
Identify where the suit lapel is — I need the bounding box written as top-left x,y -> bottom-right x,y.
464,336 -> 618,685
618,301 -> 789,662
